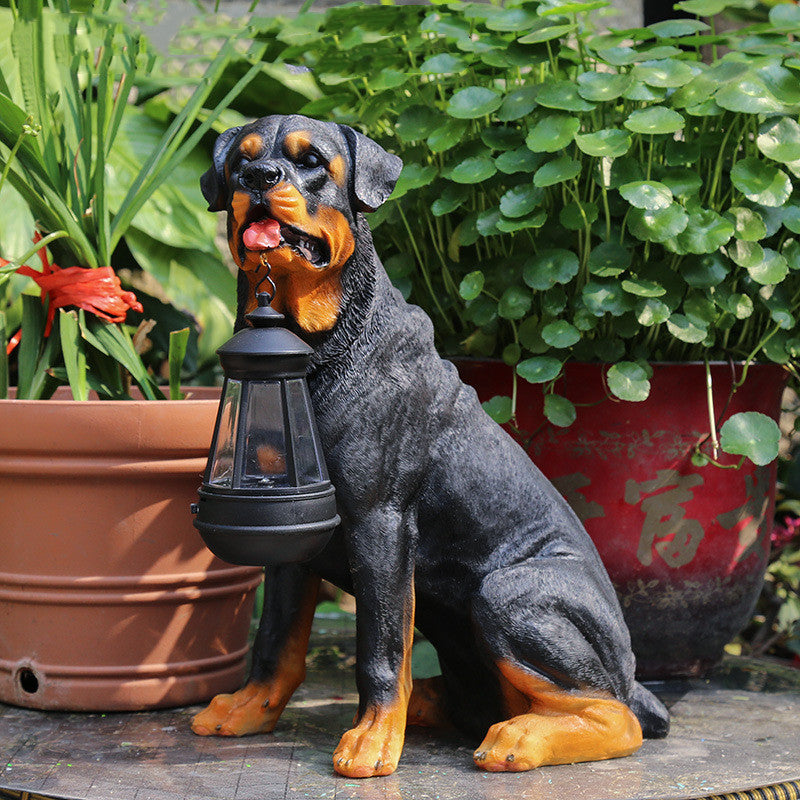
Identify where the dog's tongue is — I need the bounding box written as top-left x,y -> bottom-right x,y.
243,219 -> 281,250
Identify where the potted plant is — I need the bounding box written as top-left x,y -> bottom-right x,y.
0,0 -> 272,711
211,0 -> 800,676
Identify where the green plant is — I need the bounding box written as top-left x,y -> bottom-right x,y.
0,0 -> 265,399
234,0 -> 800,464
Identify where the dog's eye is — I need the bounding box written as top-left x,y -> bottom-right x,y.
298,151 -> 323,169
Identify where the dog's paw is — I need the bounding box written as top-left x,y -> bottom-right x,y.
406,676 -> 451,729
191,682 -> 282,737
333,705 -> 406,778
473,716 -> 548,772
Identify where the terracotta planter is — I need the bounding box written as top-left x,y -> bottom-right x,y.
0,388 -> 263,711
456,360 -> 786,679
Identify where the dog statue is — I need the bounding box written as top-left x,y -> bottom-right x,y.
191,114 -> 670,778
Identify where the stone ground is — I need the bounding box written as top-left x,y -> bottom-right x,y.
1,613 -> 799,800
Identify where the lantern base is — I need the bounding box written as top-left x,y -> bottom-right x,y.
192,484 -> 339,565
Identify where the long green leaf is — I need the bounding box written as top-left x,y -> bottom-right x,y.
168,327 -> 190,400
59,308 -> 88,400
85,318 -> 164,400
17,293 -> 44,398
109,41 -> 267,252
0,310 -> 8,399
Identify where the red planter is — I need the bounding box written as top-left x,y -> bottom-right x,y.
456,360 -> 786,678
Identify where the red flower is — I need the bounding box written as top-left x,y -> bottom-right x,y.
4,234 -> 143,354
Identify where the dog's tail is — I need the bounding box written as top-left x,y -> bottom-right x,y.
629,681 -> 670,738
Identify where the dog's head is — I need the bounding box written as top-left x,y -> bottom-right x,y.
201,115 -> 402,333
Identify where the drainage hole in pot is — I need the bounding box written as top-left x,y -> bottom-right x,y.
16,667 -> 39,694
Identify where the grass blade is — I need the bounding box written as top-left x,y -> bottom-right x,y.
0,310 -> 8,399
17,293 -> 45,398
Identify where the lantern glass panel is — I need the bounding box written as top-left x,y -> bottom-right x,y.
285,378 -> 326,485
242,381 -> 291,488
208,379 -> 241,487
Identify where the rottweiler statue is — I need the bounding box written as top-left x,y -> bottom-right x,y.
191,114 -> 670,778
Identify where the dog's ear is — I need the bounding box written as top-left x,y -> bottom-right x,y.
340,125 -> 403,213
200,126 -> 243,212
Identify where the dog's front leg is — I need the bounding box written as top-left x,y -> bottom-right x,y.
333,506 -> 415,778
192,565 -> 320,737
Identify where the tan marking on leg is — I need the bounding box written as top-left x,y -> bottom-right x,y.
406,676 -> 452,729
191,576 -> 320,737
473,660 -> 643,772
333,590 -> 415,778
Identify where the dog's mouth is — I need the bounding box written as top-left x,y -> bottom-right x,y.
243,218 -> 330,269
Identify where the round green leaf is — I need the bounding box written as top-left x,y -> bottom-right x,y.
498,286 -> 532,319
719,411 -> 780,466
496,209 -> 547,232
576,72 -> 632,102
482,395 -> 513,425
396,105 -> 446,142
628,203 -> 689,243
725,206 -> 767,241
619,181 -> 673,210
575,129 -> 632,158
658,168 -> 702,198
723,292 -> 753,319
559,200 -> 599,231
716,78 -> 788,115
447,156 -> 497,184
544,394 -> 577,427
681,253 -> 729,286
420,53 -> 468,75
666,314 -> 707,343
783,206 -> 800,235
523,248 -> 580,289
518,23 -> 576,44
496,147 -> 542,174
729,239 -> 765,268
485,6 -> 539,30
500,185 -> 543,218
624,106 -> 685,135
447,86 -> 503,119
756,117 -> 800,165
748,247 -> 789,285
621,278 -> 666,297
497,86 -> 539,121
607,362 -> 651,401
503,343 -> 522,365
391,163 -> 438,199
476,208 -> 502,237
674,209 -> 734,254
459,270 -> 485,301
481,126 -> 524,151
427,120 -> 469,153
517,357 -> 563,384
633,59 -> 696,88
648,19 -> 710,37
542,320 -> 581,348
730,158 -> 793,207
526,114 -> 581,153
536,80 -> 595,112
582,280 -> 634,316
588,242 -> 631,277
637,297 -> 671,325
534,155 -> 581,187
623,82 -> 668,103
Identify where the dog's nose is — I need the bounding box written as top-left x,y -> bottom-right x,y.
241,161 -> 284,191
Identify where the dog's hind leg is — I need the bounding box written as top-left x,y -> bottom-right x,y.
470,555 -> 659,771
332,506 -> 415,778
191,565 -> 319,737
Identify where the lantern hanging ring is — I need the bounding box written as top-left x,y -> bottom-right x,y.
257,252 -> 277,303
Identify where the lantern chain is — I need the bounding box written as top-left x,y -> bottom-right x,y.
256,252 -> 277,304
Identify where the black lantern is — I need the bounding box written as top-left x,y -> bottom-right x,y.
191,284 -> 339,566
